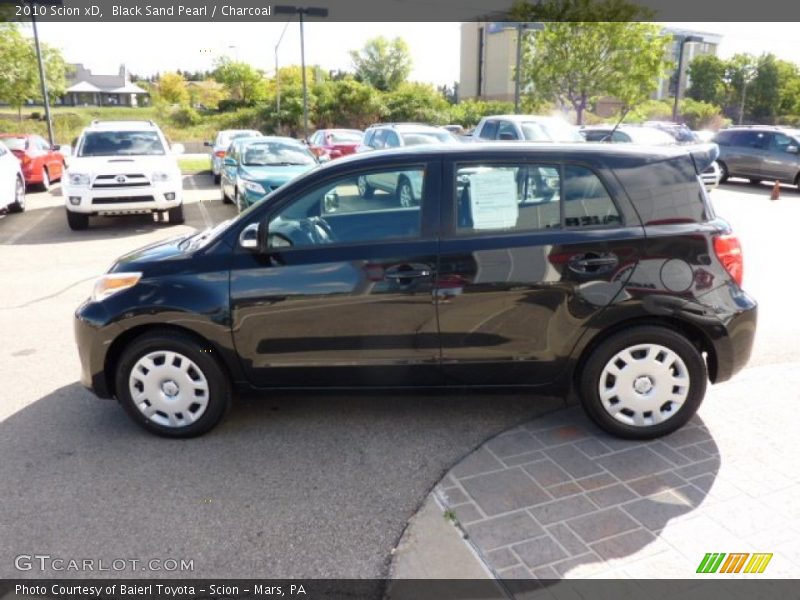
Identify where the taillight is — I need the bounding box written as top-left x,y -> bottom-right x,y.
713,233 -> 743,287
214,150 -> 226,158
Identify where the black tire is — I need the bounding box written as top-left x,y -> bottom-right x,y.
357,176 -> 374,199
578,326 -> 707,440
213,173 -> 221,185
749,178 -> 762,185
66,209 -> 89,230
40,168 -> 50,192
115,330 -> 231,438
8,176 -> 25,213
717,161 -> 729,183
222,184 -> 233,204
168,203 -> 184,224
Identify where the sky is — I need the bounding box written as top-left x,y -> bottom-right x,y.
26,21 -> 800,86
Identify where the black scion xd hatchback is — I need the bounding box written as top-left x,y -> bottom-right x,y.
75,143 -> 757,438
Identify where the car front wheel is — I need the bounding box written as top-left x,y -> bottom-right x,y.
8,176 -> 25,213
115,330 -> 231,437
66,209 -> 88,230
40,168 -> 50,192
357,176 -> 374,199
579,326 -> 707,439
397,177 -> 416,208
168,203 -> 184,224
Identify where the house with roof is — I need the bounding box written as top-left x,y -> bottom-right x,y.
62,64 -> 150,107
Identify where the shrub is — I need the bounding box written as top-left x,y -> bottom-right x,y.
170,106 -> 202,127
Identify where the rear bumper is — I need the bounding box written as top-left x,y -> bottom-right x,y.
708,288 -> 758,383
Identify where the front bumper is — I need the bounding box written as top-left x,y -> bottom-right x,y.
63,184 -> 182,215
74,300 -> 119,398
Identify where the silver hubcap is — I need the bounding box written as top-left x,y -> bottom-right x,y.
399,183 -> 413,207
357,177 -> 367,196
598,343 -> 690,427
129,351 -> 210,428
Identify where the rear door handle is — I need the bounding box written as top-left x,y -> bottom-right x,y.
384,263 -> 433,280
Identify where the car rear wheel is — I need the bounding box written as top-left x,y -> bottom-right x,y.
717,161 -> 729,183
221,184 -> 232,204
115,330 -> 231,437
213,173 -> 221,185
357,176 -> 374,199
397,177 -> 416,208
579,326 -> 707,439
168,203 -> 185,224
40,168 -> 50,192
749,178 -> 762,185
66,209 -> 88,230
8,176 -> 25,213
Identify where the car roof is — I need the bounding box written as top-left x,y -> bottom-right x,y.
482,114 -> 572,123
368,123 -> 446,132
319,141 -> 713,170
233,136 -> 306,147
84,120 -> 162,132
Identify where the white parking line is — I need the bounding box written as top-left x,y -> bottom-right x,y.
2,207 -> 56,245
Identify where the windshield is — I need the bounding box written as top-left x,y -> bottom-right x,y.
219,130 -> 261,146
401,131 -> 457,146
0,137 -> 26,151
325,131 -> 362,144
242,142 -> 316,166
79,131 -> 165,157
521,121 -> 583,142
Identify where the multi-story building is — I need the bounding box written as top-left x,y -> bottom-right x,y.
459,23 -> 722,105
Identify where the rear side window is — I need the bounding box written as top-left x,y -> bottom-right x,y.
479,120 -> 498,140
616,156 -> 709,224
454,163 -> 620,234
713,130 -> 733,146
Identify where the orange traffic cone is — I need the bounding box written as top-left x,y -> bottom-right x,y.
771,180 -> 780,200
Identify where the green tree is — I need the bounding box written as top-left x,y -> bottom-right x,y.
350,36 -> 412,92
519,21 -> 671,124
314,77 -> 386,129
384,82 -> 450,124
157,72 -> 189,105
188,80 -> 227,110
510,0 -> 654,21
212,57 -> 268,106
687,54 -> 727,106
0,23 -> 68,120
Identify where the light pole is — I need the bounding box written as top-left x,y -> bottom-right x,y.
25,0 -> 63,146
274,5 -> 329,140
738,65 -> 756,125
672,34 -> 702,122
514,22 -> 544,114
275,18 -> 291,131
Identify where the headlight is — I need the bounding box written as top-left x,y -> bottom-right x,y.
152,171 -> 173,182
241,180 -> 266,194
92,272 -> 142,302
68,173 -> 90,186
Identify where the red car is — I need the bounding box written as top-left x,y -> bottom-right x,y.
306,129 -> 363,160
0,134 -> 66,191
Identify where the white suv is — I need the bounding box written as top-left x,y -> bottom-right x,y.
63,120 -> 184,230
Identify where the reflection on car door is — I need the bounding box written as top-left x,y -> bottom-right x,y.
761,132 -> 800,182
229,161 -> 444,387
435,159 -> 642,386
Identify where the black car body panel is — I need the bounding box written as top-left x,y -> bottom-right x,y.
75,143 -> 756,403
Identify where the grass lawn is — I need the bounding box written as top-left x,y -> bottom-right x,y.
178,157 -> 211,174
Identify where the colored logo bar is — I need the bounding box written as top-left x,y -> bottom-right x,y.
697,553 -> 773,574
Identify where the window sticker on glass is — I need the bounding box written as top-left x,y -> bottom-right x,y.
468,170 -> 519,230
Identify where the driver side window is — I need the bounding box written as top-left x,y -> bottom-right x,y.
268,167 -> 426,249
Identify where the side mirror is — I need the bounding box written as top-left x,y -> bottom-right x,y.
239,222 -> 260,251
172,143 -> 185,155
223,156 -> 237,167
786,145 -> 799,154
318,154 -> 331,164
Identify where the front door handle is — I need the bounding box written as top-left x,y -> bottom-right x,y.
384,263 -> 433,281
568,254 -> 618,273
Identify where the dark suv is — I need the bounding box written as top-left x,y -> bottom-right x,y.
75,143 -> 756,438
713,126 -> 800,187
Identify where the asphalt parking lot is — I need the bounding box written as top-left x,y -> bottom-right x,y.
1,175 -> 798,580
